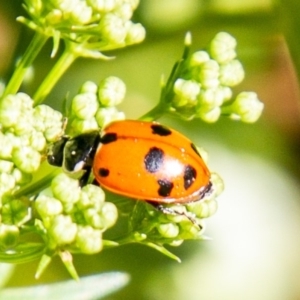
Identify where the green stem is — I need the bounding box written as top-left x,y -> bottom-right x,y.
2,32 -> 48,99
138,102 -> 167,121
33,47 -> 77,105
13,168 -> 61,199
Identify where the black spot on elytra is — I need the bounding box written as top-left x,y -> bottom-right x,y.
144,147 -> 164,173
157,179 -> 174,197
101,133 -> 117,144
190,143 -> 202,157
183,165 -> 197,190
151,124 -> 172,136
98,168 -> 109,177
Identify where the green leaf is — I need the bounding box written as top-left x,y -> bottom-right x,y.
0,272 -> 130,300
0,243 -> 45,264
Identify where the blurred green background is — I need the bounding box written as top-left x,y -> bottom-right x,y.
1,0 -> 300,299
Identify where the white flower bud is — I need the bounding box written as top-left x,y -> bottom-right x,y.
228,92 -> 264,123
198,88 -> 224,109
12,146 -> 41,173
95,107 -> 125,128
0,173 -> 16,193
51,173 -> 81,205
35,194 -> 63,219
197,106 -> 221,123
98,76 -> 126,107
219,60 -> 245,87
79,81 -> 98,94
71,117 -> 99,134
12,168 -> 33,185
210,32 -> 237,64
190,51 -> 210,66
72,92 -> 99,119
0,160 -> 14,173
0,133 -> 13,159
49,215 -> 77,245
87,0 -> 118,12
99,13 -> 127,44
125,22 -> 146,45
76,225 -> 103,254
173,79 -> 200,107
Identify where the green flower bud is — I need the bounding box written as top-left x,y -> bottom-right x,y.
0,224 -> 19,249
133,231 -> 147,242
157,223 -> 179,238
99,14 -> 127,44
2,199 -> 30,226
78,184 -> 105,210
219,60 -> 245,87
12,168 -> 33,185
99,202 -> 118,228
197,106 -> 221,123
98,76 -> 126,107
169,239 -> 184,247
71,92 -> 99,119
79,81 -> 98,94
48,214 -> 77,245
195,146 -> 208,164
187,199 -> 218,219
95,107 -> 125,128
163,205 -> 187,224
12,146 -> 41,173
84,207 -> 105,229
190,50 -> 210,66
0,173 -> 16,194
45,9 -> 63,25
210,172 -> 224,197
35,194 -> 63,220
51,173 -> 81,206
225,91 -> 264,123
125,22 -> 146,45
76,225 -> 103,254
178,220 -> 204,239
71,117 -> 99,134
210,32 -> 237,64
0,160 -> 14,173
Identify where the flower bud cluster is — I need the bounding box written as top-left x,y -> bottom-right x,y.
0,93 -> 63,201
170,32 -> 263,123
20,0 -> 146,57
35,173 -> 118,254
130,170 -> 223,246
68,77 -> 126,134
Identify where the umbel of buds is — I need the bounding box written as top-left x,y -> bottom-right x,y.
19,0 -> 146,58
149,32 -> 264,124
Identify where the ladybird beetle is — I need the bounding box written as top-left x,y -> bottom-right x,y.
47,120 -> 212,204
